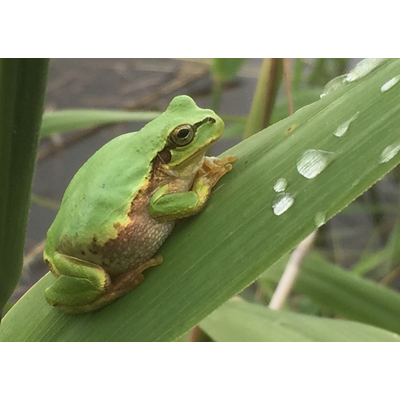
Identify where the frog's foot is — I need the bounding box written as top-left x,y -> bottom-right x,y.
53,255 -> 164,314
197,155 -> 237,188
110,255 -> 163,296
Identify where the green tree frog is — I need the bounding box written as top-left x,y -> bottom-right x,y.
44,95 -> 236,314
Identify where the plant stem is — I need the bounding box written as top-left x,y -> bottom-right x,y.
0,59 -> 49,316
283,59 -> 294,116
243,58 -> 283,139
293,58 -> 303,92
269,232 -> 316,310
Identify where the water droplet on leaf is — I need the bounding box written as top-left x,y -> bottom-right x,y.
274,178 -> 287,192
380,76 -> 400,92
333,112 -> 360,138
272,193 -> 294,216
314,212 -> 326,228
320,74 -> 347,98
344,59 -> 386,83
297,149 -> 336,179
380,141 -> 400,163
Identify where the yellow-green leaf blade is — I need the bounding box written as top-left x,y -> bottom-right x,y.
260,252 -> 400,334
200,300 -> 400,342
40,109 -> 160,138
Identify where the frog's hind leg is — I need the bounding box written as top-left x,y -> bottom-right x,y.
44,253 -> 112,309
58,255 -> 163,314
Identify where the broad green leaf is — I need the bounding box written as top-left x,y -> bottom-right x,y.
200,300 -> 400,342
259,252 -> 400,334
1,59 -> 400,341
40,109 -> 160,138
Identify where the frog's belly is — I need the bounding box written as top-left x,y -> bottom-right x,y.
96,215 -> 175,276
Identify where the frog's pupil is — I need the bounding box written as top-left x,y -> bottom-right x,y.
178,128 -> 189,138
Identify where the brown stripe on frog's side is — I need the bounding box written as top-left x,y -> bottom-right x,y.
92,149 -> 177,276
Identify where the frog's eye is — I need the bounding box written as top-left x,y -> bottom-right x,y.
169,124 -> 195,147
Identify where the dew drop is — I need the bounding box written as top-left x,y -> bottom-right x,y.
343,58 -> 386,83
380,76 -> 400,92
297,149 -> 336,179
274,178 -> 287,192
272,193 -> 294,216
380,140 -> 400,163
333,112 -> 360,138
320,74 -> 347,98
314,212 -> 326,228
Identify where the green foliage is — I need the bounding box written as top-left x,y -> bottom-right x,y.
210,58 -> 246,83
388,201 -> 400,269
0,59 -> 49,316
210,58 -> 246,112
200,300 -> 400,342
40,109 -> 160,138
243,59 -> 282,138
259,252 -> 400,334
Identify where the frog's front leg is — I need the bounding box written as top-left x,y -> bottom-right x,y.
45,252 -> 163,314
149,155 -> 236,221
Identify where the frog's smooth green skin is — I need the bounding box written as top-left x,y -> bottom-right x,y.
44,95 -> 236,314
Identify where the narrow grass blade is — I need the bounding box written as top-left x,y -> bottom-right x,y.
0,59 -> 49,315
40,109 -> 160,138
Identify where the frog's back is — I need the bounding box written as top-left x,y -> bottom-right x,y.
46,130 -> 157,252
